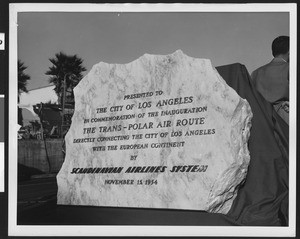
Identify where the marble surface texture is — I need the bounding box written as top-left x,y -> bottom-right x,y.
57,50 -> 252,214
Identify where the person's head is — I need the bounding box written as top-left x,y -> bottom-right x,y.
272,36 -> 290,62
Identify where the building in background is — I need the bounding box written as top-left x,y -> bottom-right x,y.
19,85 -> 58,115
18,85 -> 75,139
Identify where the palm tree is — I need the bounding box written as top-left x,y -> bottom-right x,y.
18,60 -> 30,96
45,52 -> 86,106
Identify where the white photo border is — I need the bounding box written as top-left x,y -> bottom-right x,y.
0,95 -> 4,192
9,3 -> 297,237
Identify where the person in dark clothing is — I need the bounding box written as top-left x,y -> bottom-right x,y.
251,36 -> 289,124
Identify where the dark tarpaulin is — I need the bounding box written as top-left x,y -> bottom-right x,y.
216,63 -> 289,226
17,63 -> 289,226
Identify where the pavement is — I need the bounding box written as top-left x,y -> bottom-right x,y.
30,173 -> 57,179
18,175 -> 58,212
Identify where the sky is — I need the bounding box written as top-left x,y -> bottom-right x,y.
17,11 -> 289,91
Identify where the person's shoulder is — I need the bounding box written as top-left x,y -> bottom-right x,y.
256,61 -> 272,71
251,63 -> 266,76
251,68 -> 257,79
251,61 -> 273,76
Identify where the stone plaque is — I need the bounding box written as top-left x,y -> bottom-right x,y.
57,50 -> 252,214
